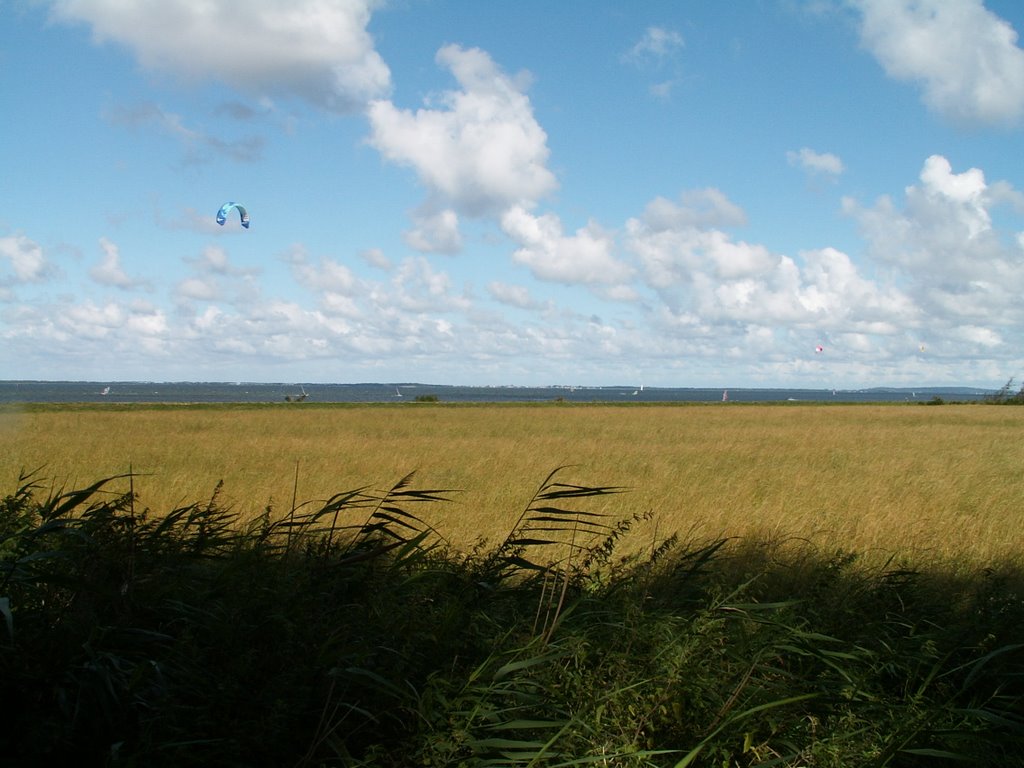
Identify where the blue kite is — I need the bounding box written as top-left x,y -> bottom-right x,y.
216,202 -> 250,229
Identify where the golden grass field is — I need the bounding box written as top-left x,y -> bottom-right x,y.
2,402 -> 1022,566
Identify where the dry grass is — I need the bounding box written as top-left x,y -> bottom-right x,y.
2,402 -> 1022,564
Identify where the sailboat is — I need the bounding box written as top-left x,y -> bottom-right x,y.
100,386 -> 110,396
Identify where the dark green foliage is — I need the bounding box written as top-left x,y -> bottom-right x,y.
1,471 -> 1022,766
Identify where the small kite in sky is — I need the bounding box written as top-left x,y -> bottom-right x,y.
216,202 -> 250,229
815,345 -> 824,353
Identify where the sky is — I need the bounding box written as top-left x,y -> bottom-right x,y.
2,0 -> 1024,388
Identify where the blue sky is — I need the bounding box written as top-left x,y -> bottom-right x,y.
2,0 -> 1023,388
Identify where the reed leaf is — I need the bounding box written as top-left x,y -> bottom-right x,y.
489,468 -> 625,581
672,693 -> 819,768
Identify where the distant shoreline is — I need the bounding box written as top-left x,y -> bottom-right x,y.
0,379 -> 995,406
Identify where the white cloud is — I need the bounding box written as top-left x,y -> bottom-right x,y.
847,154 -> 999,269
174,244 -> 264,306
176,276 -> 220,302
845,154 -> 1024,326
853,0 -> 1024,125
51,0 -> 391,112
501,206 -> 632,285
125,301 -> 167,332
488,281 -> 543,310
627,192 -> 916,332
59,300 -> 126,339
5,253 -> 565,378
284,247 -> 471,333
89,237 -> 148,289
289,250 -> 366,318
0,234 -> 51,284
625,26 -> 684,65
391,256 -> 470,313
798,247 -> 916,328
366,44 -> 557,217
291,254 -> 359,294
787,147 -> 844,177
187,245 -> 255,276
403,207 -> 463,254
627,193 -> 758,293
919,154 -> 987,205
359,248 -> 392,270
623,26 -> 684,100
951,324 -> 1002,347
641,188 -> 747,230
64,299 -> 170,352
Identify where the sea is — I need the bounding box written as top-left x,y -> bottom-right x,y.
0,381 -> 996,405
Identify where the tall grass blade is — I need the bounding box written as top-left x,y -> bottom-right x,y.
672,693 -> 819,768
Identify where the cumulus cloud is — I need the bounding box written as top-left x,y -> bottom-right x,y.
848,154 -> 996,269
359,248 -> 392,270
186,245 -> 255,276
627,191 -> 916,333
290,249 -> 362,309
488,281 -> 544,310
288,248 -> 366,318
285,248 -> 470,341
403,207 -> 463,254
391,256 -> 470,314
4,242 -> 596,380
628,191 -> 759,292
853,0 -> 1024,125
366,44 -> 557,217
55,300 -> 168,348
501,206 -> 632,286
844,154 -> 1024,326
0,234 -> 52,284
2,295 -> 169,367
640,188 -> 747,231
175,245 -> 260,305
294,256 -> 359,295
89,237 -> 149,289
50,0 -> 391,112
787,147 -> 844,177
176,277 -> 220,302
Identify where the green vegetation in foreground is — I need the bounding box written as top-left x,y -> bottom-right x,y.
2,470 -> 1022,767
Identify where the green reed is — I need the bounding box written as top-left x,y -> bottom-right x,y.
1,468 -> 1022,766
